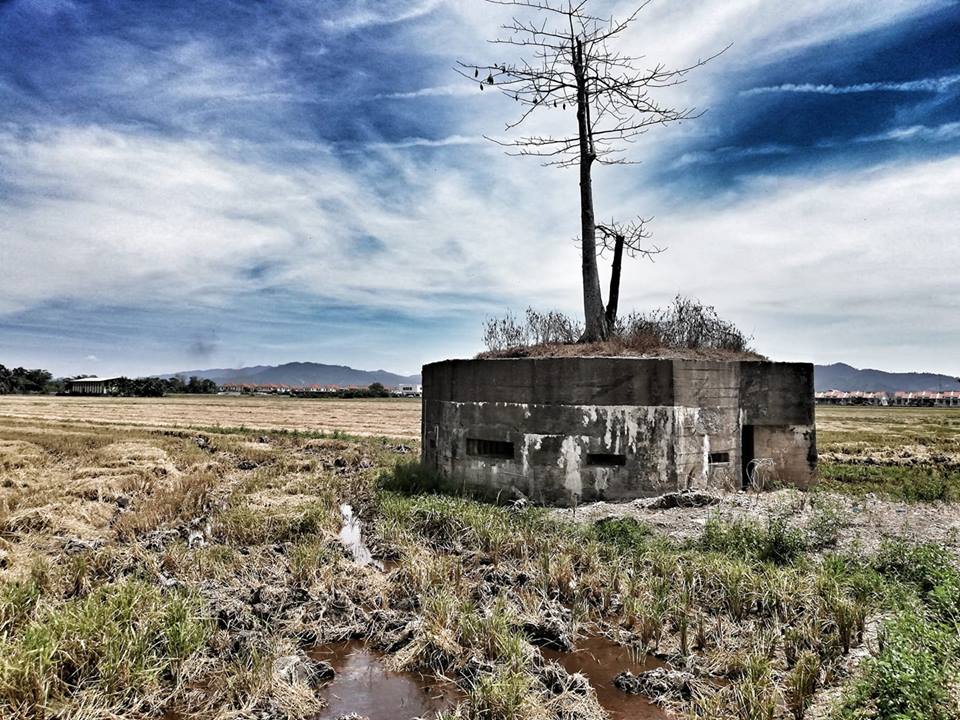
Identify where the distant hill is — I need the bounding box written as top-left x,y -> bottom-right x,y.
163,362 -> 421,387
164,360 -> 955,393
815,363 -> 960,393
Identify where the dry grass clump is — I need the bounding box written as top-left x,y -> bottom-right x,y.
478,297 -> 764,360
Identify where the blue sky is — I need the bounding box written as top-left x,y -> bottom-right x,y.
1,0 -> 958,377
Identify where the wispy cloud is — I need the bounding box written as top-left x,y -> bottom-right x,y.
856,121 -> 960,143
672,120 -> 960,168
321,0 -> 446,32
363,134 -> 482,150
742,74 -> 960,96
0,124 -> 566,319
374,84 -> 476,100
673,143 -> 795,167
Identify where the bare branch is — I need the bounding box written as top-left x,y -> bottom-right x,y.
597,217 -> 664,260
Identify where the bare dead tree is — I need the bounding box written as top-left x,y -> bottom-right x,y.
596,216 -> 662,328
457,0 -> 721,341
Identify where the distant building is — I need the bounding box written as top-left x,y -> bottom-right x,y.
893,391 -> 960,407
67,377 -> 121,395
817,390 -> 960,407
816,390 -> 889,406
220,383 -> 293,395
393,383 -> 423,397
940,391 -> 960,407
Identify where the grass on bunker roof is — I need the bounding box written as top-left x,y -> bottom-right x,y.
0,398 -> 957,719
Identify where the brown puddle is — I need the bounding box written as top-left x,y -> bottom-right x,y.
542,637 -> 673,720
309,641 -> 460,720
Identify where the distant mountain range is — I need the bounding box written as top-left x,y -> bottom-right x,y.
163,362 -> 421,387
815,363 -> 960,393
163,360 -> 957,394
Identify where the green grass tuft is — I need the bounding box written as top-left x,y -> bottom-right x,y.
0,579 -> 210,712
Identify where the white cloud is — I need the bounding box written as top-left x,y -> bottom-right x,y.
857,121 -> 960,144
3,122 -> 958,373
0,124 -> 574,319
375,84 -> 477,100
321,0 -> 447,31
607,156 -> 960,373
742,74 -> 960,97
363,134 -> 483,149
673,143 -> 794,167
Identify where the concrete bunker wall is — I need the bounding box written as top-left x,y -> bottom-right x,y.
421,358 -> 815,506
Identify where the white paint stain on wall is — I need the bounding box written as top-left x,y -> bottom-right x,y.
522,433 -> 544,477
558,435 -> 584,497
703,433 -> 711,487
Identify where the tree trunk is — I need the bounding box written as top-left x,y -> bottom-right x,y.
575,39 -> 607,342
605,234 -> 624,329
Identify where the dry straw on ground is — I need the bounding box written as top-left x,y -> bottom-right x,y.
0,397 -> 958,720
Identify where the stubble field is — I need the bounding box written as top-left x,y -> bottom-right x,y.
0,394 -> 422,438
0,396 -> 958,720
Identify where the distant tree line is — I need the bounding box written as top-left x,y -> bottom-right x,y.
1,366 -> 395,399
107,375 -> 219,397
0,365 -> 220,397
0,365 -> 57,394
168,376 -> 219,394
290,382 -> 391,399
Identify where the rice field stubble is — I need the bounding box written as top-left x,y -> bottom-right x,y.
0,397 -> 957,720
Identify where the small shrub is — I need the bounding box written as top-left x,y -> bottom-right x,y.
841,610 -> 959,720
464,667 -> 540,720
288,540 -> 340,583
216,501 -> 334,545
731,654 -> 778,720
873,540 -> 959,595
806,495 -> 849,548
0,571 -> 45,638
591,516 -> 652,552
699,515 -> 807,565
482,308 -> 583,352
620,295 -> 754,353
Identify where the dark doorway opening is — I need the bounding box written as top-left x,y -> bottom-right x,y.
741,424 -> 755,489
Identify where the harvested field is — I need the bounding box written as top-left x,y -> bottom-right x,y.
0,394 -> 421,438
817,406 -> 960,502
0,398 -> 958,720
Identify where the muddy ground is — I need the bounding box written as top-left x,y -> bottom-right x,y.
0,399 -> 958,720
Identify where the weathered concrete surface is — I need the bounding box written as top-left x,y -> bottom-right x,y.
422,358 -> 816,506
